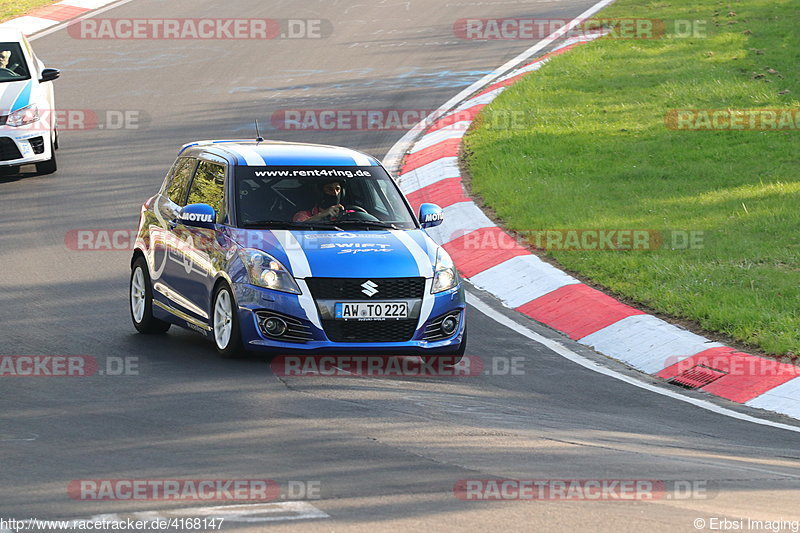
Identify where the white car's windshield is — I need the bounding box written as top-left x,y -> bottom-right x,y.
0,42 -> 30,82
235,166 -> 418,230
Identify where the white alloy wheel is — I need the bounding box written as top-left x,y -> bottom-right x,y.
214,289 -> 233,349
130,266 -> 146,323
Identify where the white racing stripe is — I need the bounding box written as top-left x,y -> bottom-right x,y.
269,231 -> 321,329
226,144 -> 267,166
467,291 -> 800,434
296,279 -> 322,330
346,149 -> 373,166
390,230 -> 435,330
390,230 -> 434,278
418,278 -> 435,329
271,230 -> 311,278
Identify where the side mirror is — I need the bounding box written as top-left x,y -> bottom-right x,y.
178,203 -> 216,228
418,203 -> 444,228
39,68 -> 60,83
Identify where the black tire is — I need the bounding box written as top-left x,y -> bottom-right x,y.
212,283 -> 244,359
130,256 -> 170,334
35,140 -> 57,175
53,128 -> 59,150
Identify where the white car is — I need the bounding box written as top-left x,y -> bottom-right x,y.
0,29 -> 59,175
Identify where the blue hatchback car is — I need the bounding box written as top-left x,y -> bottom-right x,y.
130,140 -> 466,360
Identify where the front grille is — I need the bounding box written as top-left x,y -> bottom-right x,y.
255,310 -> 314,343
423,311 -> 462,341
322,319 -> 417,343
0,137 -> 22,161
29,136 -> 44,154
0,116 -> 7,126
306,277 -> 425,300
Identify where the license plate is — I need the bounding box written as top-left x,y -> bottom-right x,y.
335,302 -> 408,320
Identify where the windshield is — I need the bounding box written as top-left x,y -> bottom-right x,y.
0,43 -> 30,83
235,166 -> 418,230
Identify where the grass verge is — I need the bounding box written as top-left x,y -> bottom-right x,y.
0,0 -> 56,22
463,0 -> 799,355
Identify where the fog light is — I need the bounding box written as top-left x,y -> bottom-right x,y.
264,317 -> 287,337
441,314 -> 459,336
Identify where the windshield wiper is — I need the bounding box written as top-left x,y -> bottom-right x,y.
334,220 -> 400,230
241,220 -> 342,231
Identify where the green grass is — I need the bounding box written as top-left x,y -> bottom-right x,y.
0,0 -> 56,22
464,0 -> 800,355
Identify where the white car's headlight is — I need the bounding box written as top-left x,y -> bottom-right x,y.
431,248 -> 459,293
6,104 -> 39,127
240,249 -> 301,294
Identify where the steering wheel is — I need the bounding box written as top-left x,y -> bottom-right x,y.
0,68 -> 20,77
335,206 -> 380,222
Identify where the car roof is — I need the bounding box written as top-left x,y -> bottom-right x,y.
179,140 -> 381,167
0,29 -> 25,43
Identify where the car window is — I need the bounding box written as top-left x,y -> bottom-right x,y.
233,166 -> 417,229
164,157 -> 196,206
187,161 -> 227,220
0,42 -> 30,82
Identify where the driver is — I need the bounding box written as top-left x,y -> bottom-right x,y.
293,180 -> 345,222
0,51 -> 11,70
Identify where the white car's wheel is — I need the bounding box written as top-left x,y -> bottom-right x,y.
212,283 -> 243,358
35,139 -> 57,175
130,256 -> 170,334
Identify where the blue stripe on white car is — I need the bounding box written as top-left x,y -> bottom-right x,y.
10,80 -> 32,112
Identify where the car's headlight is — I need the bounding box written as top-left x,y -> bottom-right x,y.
6,104 -> 39,127
431,248 -> 459,293
240,249 -> 301,294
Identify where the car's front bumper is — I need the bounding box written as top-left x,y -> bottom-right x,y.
0,126 -> 52,167
233,281 -> 466,353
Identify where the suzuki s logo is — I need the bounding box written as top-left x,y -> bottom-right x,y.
361,280 -> 379,297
